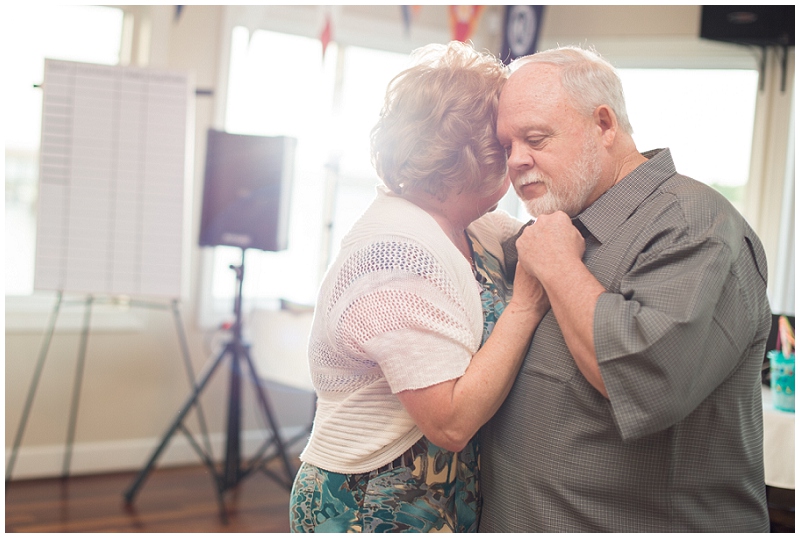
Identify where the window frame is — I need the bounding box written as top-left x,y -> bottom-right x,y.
206,12 -> 793,323
199,7 -> 452,328
6,7 -> 793,332
4,5 -> 150,332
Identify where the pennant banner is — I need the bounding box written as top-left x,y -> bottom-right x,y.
320,13 -> 332,59
501,5 -> 545,64
449,5 -> 484,42
401,5 -> 421,36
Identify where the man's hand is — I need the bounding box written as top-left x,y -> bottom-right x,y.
514,211 -> 609,398
516,211 -> 585,283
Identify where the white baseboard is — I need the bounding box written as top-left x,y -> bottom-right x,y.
5,426 -> 310,481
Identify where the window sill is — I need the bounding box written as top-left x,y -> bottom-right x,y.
6,293 -> 148,333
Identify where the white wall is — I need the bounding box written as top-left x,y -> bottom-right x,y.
6,5 -> 793,480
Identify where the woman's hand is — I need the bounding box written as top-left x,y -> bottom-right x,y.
397,256 -> 549,452
508,260 -> 550,321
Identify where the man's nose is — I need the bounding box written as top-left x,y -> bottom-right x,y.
507,143 -> 533,171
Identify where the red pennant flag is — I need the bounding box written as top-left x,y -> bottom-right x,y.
449,5 -> 484,42
320,13 -> 332,58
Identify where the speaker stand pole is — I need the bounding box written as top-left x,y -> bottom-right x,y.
221,248 -> 296,489
223,258 -> 245,488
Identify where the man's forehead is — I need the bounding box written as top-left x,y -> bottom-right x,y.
500,67 -> 563,115
503,64 -> 561,100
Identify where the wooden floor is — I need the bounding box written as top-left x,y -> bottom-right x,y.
767,486 -> 796,533
5,460 -> 297,533
6,462 -> 794,533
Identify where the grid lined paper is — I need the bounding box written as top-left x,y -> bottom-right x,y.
34,59 -> 189,298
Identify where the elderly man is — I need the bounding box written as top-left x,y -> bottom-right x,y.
479,46 -> 771,532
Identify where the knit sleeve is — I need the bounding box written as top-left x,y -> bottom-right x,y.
329,237 -> 480,393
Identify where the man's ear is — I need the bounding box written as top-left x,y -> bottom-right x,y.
594,105 -> 617,147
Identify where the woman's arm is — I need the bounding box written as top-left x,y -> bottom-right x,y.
396,264 -> 548,451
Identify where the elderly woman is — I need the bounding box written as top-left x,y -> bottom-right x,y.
289,41 -> 548,533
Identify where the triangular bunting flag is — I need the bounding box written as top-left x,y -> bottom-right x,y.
449,5 -> 484,42
401,5 -> 422,36
320,12 -> 332,59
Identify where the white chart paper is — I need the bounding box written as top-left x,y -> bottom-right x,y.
34,59 -> 189,298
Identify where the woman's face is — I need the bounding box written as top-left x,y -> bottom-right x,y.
467,173 -> 511,221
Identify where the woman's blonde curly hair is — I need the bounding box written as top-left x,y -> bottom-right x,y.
370,41 -> 508,202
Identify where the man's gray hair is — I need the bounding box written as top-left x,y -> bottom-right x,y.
509,46 -> 633,135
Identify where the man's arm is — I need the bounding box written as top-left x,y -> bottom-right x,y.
515,211 -> 608,397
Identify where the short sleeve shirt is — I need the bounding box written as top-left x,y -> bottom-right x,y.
479,148 -> 772,532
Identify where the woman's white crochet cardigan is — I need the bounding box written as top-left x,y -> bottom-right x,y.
300,187 -> 519,474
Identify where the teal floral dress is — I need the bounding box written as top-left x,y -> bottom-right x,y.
289,233 -> 512,533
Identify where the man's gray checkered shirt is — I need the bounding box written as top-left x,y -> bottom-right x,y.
479,148 -> 771,532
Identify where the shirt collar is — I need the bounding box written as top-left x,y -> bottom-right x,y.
573,148 -> 676,243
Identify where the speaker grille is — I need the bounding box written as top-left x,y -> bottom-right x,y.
700,6 -> 794,47
199,130 -> 297,252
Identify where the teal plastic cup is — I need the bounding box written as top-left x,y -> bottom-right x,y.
768,350 -> 795,412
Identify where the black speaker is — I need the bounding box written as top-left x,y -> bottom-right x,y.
700,5 -> 794,47
199,129 -> 297,252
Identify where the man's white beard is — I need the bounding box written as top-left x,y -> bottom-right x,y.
518,137 -> 602,218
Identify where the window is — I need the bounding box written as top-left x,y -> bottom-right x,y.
207,28 -> 410,323
210,27 -> 337,312
328,45 -> 414,258
618,68 -> 759,213
216,31 -> 765,321
5,5 -> 124,296
503,67 -> 760,220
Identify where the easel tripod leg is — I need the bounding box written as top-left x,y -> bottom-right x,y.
62,295 -> 94,478
5,292 -> 63,484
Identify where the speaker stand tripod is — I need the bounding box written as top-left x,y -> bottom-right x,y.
123,248 -> 296,521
